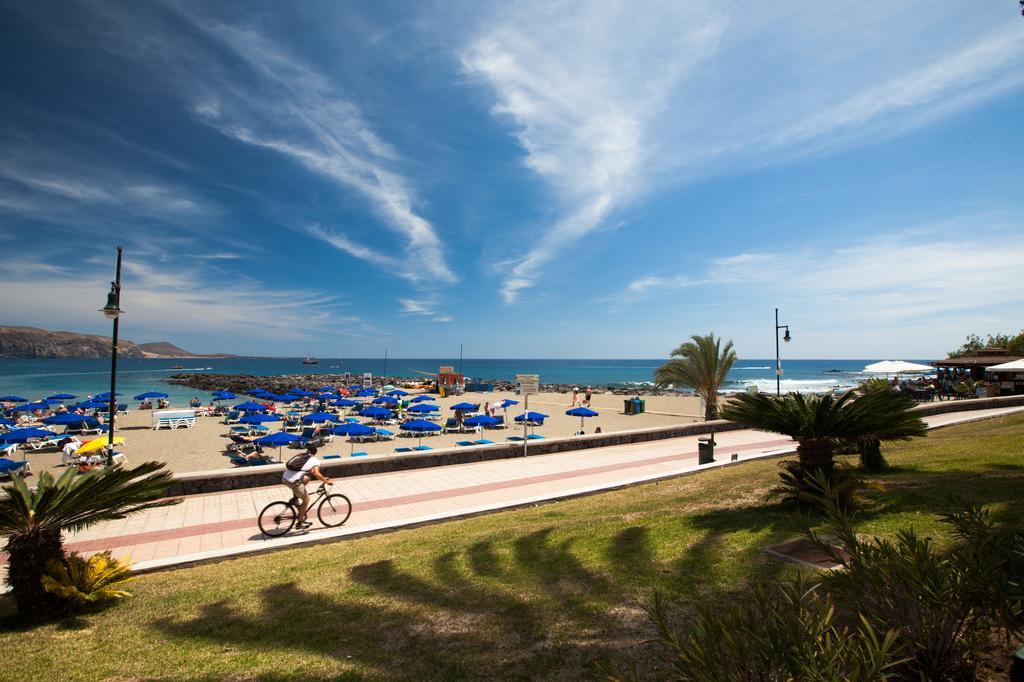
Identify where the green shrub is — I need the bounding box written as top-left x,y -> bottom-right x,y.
41,551 -> 135,610
803,484 -> 1024,680
630,575 -> 905,681
627,474 -> 1023,680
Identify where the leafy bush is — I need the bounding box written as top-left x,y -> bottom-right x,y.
41,551 -> 135,610
632,575 -> 905,681
629,474 -> 1023,680
771,460 -> 866,512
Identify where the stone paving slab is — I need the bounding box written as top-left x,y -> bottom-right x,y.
2,405 -> 1021,580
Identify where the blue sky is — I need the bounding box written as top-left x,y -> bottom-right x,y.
0,1 -> 1022,359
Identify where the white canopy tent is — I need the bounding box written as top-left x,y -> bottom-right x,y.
863,360 -> 934,375
985,359 -> 1024,372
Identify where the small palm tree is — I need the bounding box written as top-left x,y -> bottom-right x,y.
721,389 -> 926,474
655,333 -> 737,420
0,462 -> 178,620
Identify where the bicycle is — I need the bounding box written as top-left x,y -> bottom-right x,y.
258,483 -> 352,537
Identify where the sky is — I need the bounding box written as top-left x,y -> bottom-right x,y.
0,1 -> 1022,360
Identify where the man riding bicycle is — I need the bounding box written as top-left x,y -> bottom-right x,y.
282,445 -> 333,528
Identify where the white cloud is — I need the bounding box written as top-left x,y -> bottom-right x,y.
0,255 -> 370,342
174,17 -> 456,285
398,296 -> 452,322
614,216 -> 1024,328
463,3 -> 725,302
463,2 -> 1024,302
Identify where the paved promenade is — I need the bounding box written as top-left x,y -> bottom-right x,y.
8,406 -> 1024,575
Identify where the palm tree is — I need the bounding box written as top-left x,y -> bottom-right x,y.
655,333 -> 737,420
720,389 -> 926,474
0,462 -> 178,620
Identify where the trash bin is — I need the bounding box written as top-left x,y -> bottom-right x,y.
623,398 -> 634,415
636,399 -> 646,414
698,435 -> 715,464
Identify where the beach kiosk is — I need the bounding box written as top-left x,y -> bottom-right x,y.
437,366 -> 465,396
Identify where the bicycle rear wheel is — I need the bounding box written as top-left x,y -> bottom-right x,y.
258,501 -> 297,537
317,493 -> 352,527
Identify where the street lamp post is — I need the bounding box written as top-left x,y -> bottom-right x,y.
101,247 -> 124,453
774,307 -> 791,396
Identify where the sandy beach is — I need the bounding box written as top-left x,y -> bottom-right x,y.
13,390 -> 704,478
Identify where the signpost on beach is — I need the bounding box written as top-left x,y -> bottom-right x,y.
515,374 -> 540,457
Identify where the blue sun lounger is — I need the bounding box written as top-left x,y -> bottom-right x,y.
474,439 -> 494,445
394,447 -> 413,453
413,445 -> 432,451
0,458 -> 28,478
456,440 -> 476,447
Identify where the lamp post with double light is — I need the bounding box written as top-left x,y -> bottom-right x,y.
775,307 -> 791,396
101,247 -> 124,450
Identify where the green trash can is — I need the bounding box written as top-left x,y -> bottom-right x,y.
637,399 -> 646,414
623,399 -> 634,415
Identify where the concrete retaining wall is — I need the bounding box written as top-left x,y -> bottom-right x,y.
162,394 -> 1024,497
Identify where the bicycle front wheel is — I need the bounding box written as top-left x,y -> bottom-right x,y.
258,501 -> 297,537
318,493 -> 352,527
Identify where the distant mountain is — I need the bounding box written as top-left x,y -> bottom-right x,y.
0,325 -> 144,359
138,341 -> 195,357
138,341 -> 235,359
0,326 -> 234,359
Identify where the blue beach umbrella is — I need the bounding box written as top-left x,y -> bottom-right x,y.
495,399 -> 519,409
240,413 -> 282,424
450,402 -> 479,411
234,401 -> 268,412
464,415 -> 499,428
0,395 -> 28,403
1,427 -> 57,443
212,391 -> 236,401
359,406 -> 391,420
386,389 -> 409,397
372,396 -> 398,405
329,422 -> 375,455
410,395 -> 436,403
356,388 -> 377,398
317,385 -> 336,392
566,406 -> 599,432
332,398 -> 361,408
0,417 -> 16,427
301,411 -> 338,424
47,393 -> 77,401
290,389 -> 316,398
11,402 -> 51,413
43,413 -> 99,426
249,388 -> 271,397
408,403 -> 439,414
253,431 -> 305,461
134,391 -> 169,400
73,400 -> 108,411
94,392 -> 122,398
514,411 -> 549,423
400,418 -> 441,445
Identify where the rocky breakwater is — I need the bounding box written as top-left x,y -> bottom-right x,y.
166,372 -> 685,397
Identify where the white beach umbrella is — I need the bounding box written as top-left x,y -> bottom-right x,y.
985,359 -> 1024,372
863,360 -> 934,374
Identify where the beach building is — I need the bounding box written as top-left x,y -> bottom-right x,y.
931,346 -> 1024,396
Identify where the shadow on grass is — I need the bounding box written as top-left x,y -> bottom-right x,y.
150,525 -> 663,678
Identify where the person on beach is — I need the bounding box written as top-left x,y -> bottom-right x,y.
281,445 -> 333,528
584,387 -> 592,407
571,387 -> 579,406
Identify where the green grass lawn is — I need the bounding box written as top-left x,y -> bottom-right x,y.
2,414 -> 1023,680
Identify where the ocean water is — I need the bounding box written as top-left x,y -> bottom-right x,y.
0,357 -> 933,406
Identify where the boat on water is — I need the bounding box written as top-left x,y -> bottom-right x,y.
171,364 -> 184,369
302,349 -> 319,365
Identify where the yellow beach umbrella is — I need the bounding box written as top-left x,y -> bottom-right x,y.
77,436 -> 125,454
